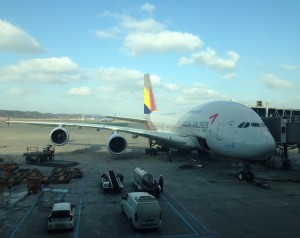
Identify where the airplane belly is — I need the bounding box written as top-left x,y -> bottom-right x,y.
165,135 -> 198,148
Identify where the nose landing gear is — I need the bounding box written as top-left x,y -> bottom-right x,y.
236,161 -> 270,189
236,161 -> 254,181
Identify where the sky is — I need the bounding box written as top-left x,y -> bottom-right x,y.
0,0 -> 299,117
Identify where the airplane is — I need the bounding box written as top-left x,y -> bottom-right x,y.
6,74 -> 276,180
99,117 -> 114,123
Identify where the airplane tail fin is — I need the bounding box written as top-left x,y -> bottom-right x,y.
144,73 -> 157,114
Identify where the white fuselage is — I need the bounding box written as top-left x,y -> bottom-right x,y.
146,101 -> 276,160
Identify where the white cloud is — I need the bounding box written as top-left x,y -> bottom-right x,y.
121,15 -> 165,32
0,87 -> 38,98
124,31 -> 202,55
261,74 -> 293,89
0,57 -> 79,83
170,84 -> 230,106
86,68 -> 162,104
7,88 -> 25,96
97,5 -> 240,72
97,13 -> 165,40
178,48 -> 240,70
97,10 -> 202,56
99,9 -> 163,32
140,3 -> 155,14
222,73 -> 237,80
19,57 -> 78,73
88,67 -> 143,85
279,64 -> 299,70
182,84 -> 230,100
161,83 -> 180,92
68,87 -> 93,96
0,19 -> 45,53
96,30 -> 116,39
0,60 -> 235,115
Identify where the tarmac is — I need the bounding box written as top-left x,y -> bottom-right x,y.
0,121 -> 300,238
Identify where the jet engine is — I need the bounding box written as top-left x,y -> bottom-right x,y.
107,132 -> 127,155
50,127 -> 69,146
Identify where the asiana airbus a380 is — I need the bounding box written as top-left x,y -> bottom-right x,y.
6,74 -> 276,178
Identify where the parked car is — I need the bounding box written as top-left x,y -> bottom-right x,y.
121,192 -> 162,229
47,202 -> 75,232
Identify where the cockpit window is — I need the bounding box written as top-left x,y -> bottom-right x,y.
251,123 -> 260,127
243,122 -> 250,128
238,122 -> 263,128
238,122 -> 245,128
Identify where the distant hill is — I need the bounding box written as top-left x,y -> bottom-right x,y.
0,110 -> 102,119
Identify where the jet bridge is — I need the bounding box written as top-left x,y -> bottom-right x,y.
262,117 -> 300,167
252,102 -> 300,160
262,117 -> 300,144
286,123 -> 300,144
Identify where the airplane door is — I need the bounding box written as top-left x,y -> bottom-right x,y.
217,124 -> 224,140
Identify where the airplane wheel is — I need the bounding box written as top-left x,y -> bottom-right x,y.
238,171 -> 245,181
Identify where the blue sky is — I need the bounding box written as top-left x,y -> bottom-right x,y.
0,1 -> 299,117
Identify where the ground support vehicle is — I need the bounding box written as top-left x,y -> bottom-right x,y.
121,192 -> 162,230
27,176 -> 42,194
132,167 -> 160,198
23,145 -> 55,164
101,167 -> 124,193
47,202 -> 75,232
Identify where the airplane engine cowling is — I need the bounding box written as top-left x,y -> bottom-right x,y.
50,127 -> 69,146
107,132 -> 127,155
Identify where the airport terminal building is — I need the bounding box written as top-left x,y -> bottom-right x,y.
251,101 -> 300,122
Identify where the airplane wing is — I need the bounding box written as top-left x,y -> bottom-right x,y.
6,120 -> 145,132
105,115 -> 146,124
6,119 -> 188,151
5,74 -> 190,154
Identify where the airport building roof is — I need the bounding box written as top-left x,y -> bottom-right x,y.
250,101 -> 300,122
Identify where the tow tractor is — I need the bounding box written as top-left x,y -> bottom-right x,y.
23,145 -> 55,164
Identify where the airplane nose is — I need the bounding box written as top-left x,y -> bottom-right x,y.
258,135 -> 276,158
247,131 -> 276,159
236,130 -> 276,160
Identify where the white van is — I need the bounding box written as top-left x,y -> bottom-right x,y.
121,192 -> 162,229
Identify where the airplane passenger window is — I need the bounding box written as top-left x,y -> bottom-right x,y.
243,122 -> 250,128
251,123 -> 260,127
238,122 -> 245,128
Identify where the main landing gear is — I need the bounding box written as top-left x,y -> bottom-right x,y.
145,139 -> 159,155
145,139 -> 172,160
